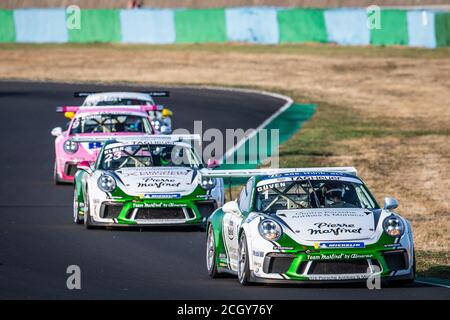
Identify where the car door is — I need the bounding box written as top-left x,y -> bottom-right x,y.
223,177 -> 254,271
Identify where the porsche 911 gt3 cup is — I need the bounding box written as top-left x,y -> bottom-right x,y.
51,106 -> 156,184
75,91 -> 173,133
73,135 -> 224,229
204,168 -> 415,285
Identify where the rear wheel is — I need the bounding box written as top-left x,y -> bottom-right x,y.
206,225 -> 220,278
73,188 -> 83,224
238,232 -> 251,285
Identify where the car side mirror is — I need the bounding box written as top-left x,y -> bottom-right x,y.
222,200 -> 240,216
384,197 -> 398,210
51,127 -> 62,137
207,158 -> 220,169
77,161 -> 93,174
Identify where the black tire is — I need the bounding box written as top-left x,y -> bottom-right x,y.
53,160 -> 63,185
83,188 -> 95,229
206,224 -> 220,278
238,232 -> 251,285
73,188 -> 83,225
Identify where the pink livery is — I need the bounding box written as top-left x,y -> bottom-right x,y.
51,106 -> 156,184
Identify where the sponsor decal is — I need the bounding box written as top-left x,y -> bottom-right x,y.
313,242 -> 365,249
258,172 -> 362,187
118,169 -> 191,177
308,222 -> 362,236
88,142 -> 103,149
307,253 -> 373,261
384,243 -> 402,248
273,246 -> 294,250
256,182 -> 286,192
252,250 -> 264,257
227,220 -> 234,240
132,202 -> 185,208
139,193 -> 181,199
219,253 -> 227,259
308,274 -> 370,281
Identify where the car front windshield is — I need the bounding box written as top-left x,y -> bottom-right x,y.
256,178 -> 378,213
100,144 -> 202,170
85,98 -> 153,106
70,114 -> 151,134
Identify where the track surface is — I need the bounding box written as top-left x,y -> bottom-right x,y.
0,81 -> 448,299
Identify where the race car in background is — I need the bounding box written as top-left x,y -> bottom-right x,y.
51,106 -> 155,184
73,135 -> 224,229
203,168 -> 415,285
73,91 -> 173,134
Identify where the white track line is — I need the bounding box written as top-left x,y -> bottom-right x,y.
186,86 -> 293,163
415,280 -> 450,289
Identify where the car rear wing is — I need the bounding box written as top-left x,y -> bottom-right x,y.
56,105 -> 162,113
71,134 -> 201,144
56,106 -> 80,113
73,91 -> 170,98
200,167 -> 358,178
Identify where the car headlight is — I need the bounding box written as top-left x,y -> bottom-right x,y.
97,174 -> 116,193
383,216 -> 405,237
200,177 -> 217,190
258,219 -> 283,241
63,140 -> 78,154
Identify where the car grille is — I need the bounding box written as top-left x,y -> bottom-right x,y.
65,163 -> 78,176
383,250 -> 408,271
196,201 -> 217,218
263,253 -> 295,274
101,204 -> 123,219
134,208 -> 186,220
308,260 -> 371,275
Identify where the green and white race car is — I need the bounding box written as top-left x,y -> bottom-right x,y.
73,135 -> 224,228
204,168 -> 415,285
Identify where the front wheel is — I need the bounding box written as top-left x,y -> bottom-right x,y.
73,188 -> 83,224
238,232 -> 251,285
206,225 -> 220,278
83,188 -> 95,229
53,160 -> 63,185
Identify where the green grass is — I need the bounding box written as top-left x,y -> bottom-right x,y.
1,42 -> 449,59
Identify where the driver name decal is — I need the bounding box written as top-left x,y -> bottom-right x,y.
308,222 -> 362,236
137,177 -> 181,188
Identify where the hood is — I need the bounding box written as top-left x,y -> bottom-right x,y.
276,208 -> 376,242
113,167 -> 198,197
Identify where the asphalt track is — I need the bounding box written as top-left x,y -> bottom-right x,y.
0,81 -> 448,300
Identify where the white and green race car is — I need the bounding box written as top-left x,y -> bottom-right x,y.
73,135 -> 224,228
204,168 -> 415,285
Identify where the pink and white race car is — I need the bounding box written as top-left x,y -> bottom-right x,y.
75,91 -> 173,134
51,105 -> 155,184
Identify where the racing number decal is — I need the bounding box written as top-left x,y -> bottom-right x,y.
103,152 -> 121,165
